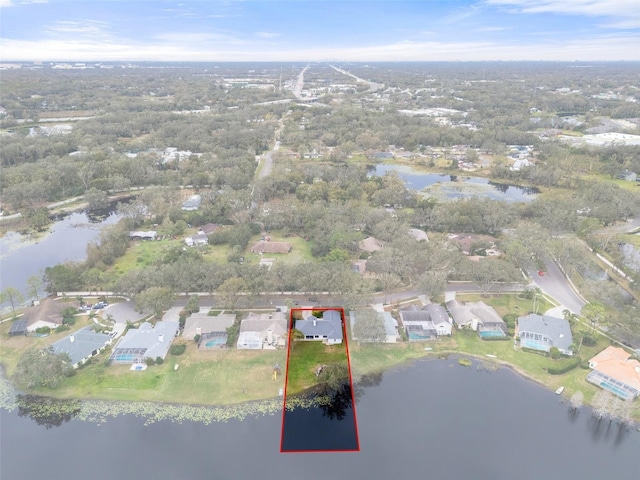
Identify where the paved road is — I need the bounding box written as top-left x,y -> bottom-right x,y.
528,259 -> 586,314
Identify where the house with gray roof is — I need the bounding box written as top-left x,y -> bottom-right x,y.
53,326 -> 113,368
399,304 -> 452,341
517,314 -> 573,356
185,233 -> 208,247
181,195 -> 202,211
183,311 -> 236,349
349,309 -> 399,343
296,310 -> 343,345
237,312 -> 288,350
109,320 -> 179,364
445,299 -> 506,337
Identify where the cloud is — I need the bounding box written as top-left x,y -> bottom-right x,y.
475,26 -> 512,32
255,32 -> 281,39
486,0 -> 640,28
2,33 -> 638,62
152,32 -> 250,45
45,20 -> 112,38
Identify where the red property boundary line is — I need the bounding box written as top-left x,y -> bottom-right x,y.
280,307 -> 360,453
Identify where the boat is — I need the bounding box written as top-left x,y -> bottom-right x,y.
555,386 -> 565,395
485,354 -> 497,358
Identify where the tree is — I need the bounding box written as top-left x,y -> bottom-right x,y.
352,310 -> 386,343
217,277 -> 247,311
549,346 -> 561,360
569,391 -> 583,411
581,302 -> 607,333
417,270 -> 447,299
135,286 -> 175,318
84,187 -> 109,213
1,286 -> 24,317
461,258 -> 522,296
13,347 -> 72,390
184,294 -> 200,314
27,274 -> 45,302
591,390 -> 614,420
318,362 -> 350,392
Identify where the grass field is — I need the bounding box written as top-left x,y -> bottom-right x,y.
244,231 -> 315,266
30,343 -> 287,405
285,341 -> 347,393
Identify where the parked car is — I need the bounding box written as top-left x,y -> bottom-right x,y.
538,270 -> 545,276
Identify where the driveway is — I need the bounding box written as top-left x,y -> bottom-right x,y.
104,301 -> 149,324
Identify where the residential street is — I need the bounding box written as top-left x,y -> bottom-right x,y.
528,259 -> 586,314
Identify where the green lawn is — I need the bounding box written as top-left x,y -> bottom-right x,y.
35,343 -> 288,405
285,341 -> 347,394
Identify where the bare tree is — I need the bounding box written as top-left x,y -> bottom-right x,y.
569,391 -> 584,411
591,390 -> 614,421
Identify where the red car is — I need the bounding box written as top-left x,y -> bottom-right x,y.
538,270 -> 545,276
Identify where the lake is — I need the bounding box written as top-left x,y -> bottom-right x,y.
1,358 -> 638,480
0,210 -> 120,309
369,164 -> 539,203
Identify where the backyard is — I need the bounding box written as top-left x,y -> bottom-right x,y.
285,341 -> 348,394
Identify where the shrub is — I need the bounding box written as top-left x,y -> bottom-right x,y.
35,327 -> 51,334
170,344 -> 186,356
582,335 -> 597,347
55,325 -> 71,334
580,360 -> 591,369
145,357 -> 156,366
194,334 -> 201,344
549,346 -> 562,360
155,357 -> 164,365
521,346 -> 548,357
503,313 -> 518,328
547,357 -> 581,375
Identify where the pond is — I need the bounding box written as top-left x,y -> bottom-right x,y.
369,164 -> 539,203
1,358 -> 638,480
0,209 -> 121,309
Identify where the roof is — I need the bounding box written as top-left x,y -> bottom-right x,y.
52,326 -> 112,365
517,314 -> 573,352
8,319 -> 27,335
446,300 -> 504,327
296,310 -> 343,341
24,299 -> 75,328
181,195 -> 202,210
250,241 -> 292,254
240,312 -> 288,336
129,230 -> 157,239
183,312 -> 235,339
113,320 -> 179,360
589,346 -> 640,392
359,236 -> 384,253
423,303 -> 451,326
199,223 -> 218,235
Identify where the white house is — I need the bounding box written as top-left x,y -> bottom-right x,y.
399,304 -> 452,341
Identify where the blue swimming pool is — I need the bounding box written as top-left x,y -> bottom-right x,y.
408,332 -> 433,341
479,330 -> 505,338
205,337 -> 226,347
115,354 -> 136,362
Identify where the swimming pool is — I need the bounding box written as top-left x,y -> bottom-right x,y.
205,337 -> 226,347
408,332 -> 433,341
600,382 -> 632,400
479,330 -> 506,338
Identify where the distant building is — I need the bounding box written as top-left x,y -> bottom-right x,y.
587,346 -> 640,400
517,314 -> 573,356
129,230 -> 157,240
198,223 -> 219,235
184,311 -> 236,349
23,299 -> 76,332
358,236 -> 384,253
52,326 -> 113,368
181,195 -> 202,211
250,241 -> 292,254
616,169 -> 637,182
185,233 -> 208,247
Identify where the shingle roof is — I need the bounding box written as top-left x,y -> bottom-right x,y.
296,310 -> 343,341
424,304 -> 451,326
517,314 -> 573,352
24,299 -> 76,329
183,313 -> 235,339
239,312 -> 288,337
52,326 -> 112,365
114,320 -> 179,360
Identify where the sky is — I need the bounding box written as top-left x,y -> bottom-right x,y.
0,0 -> 639,62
